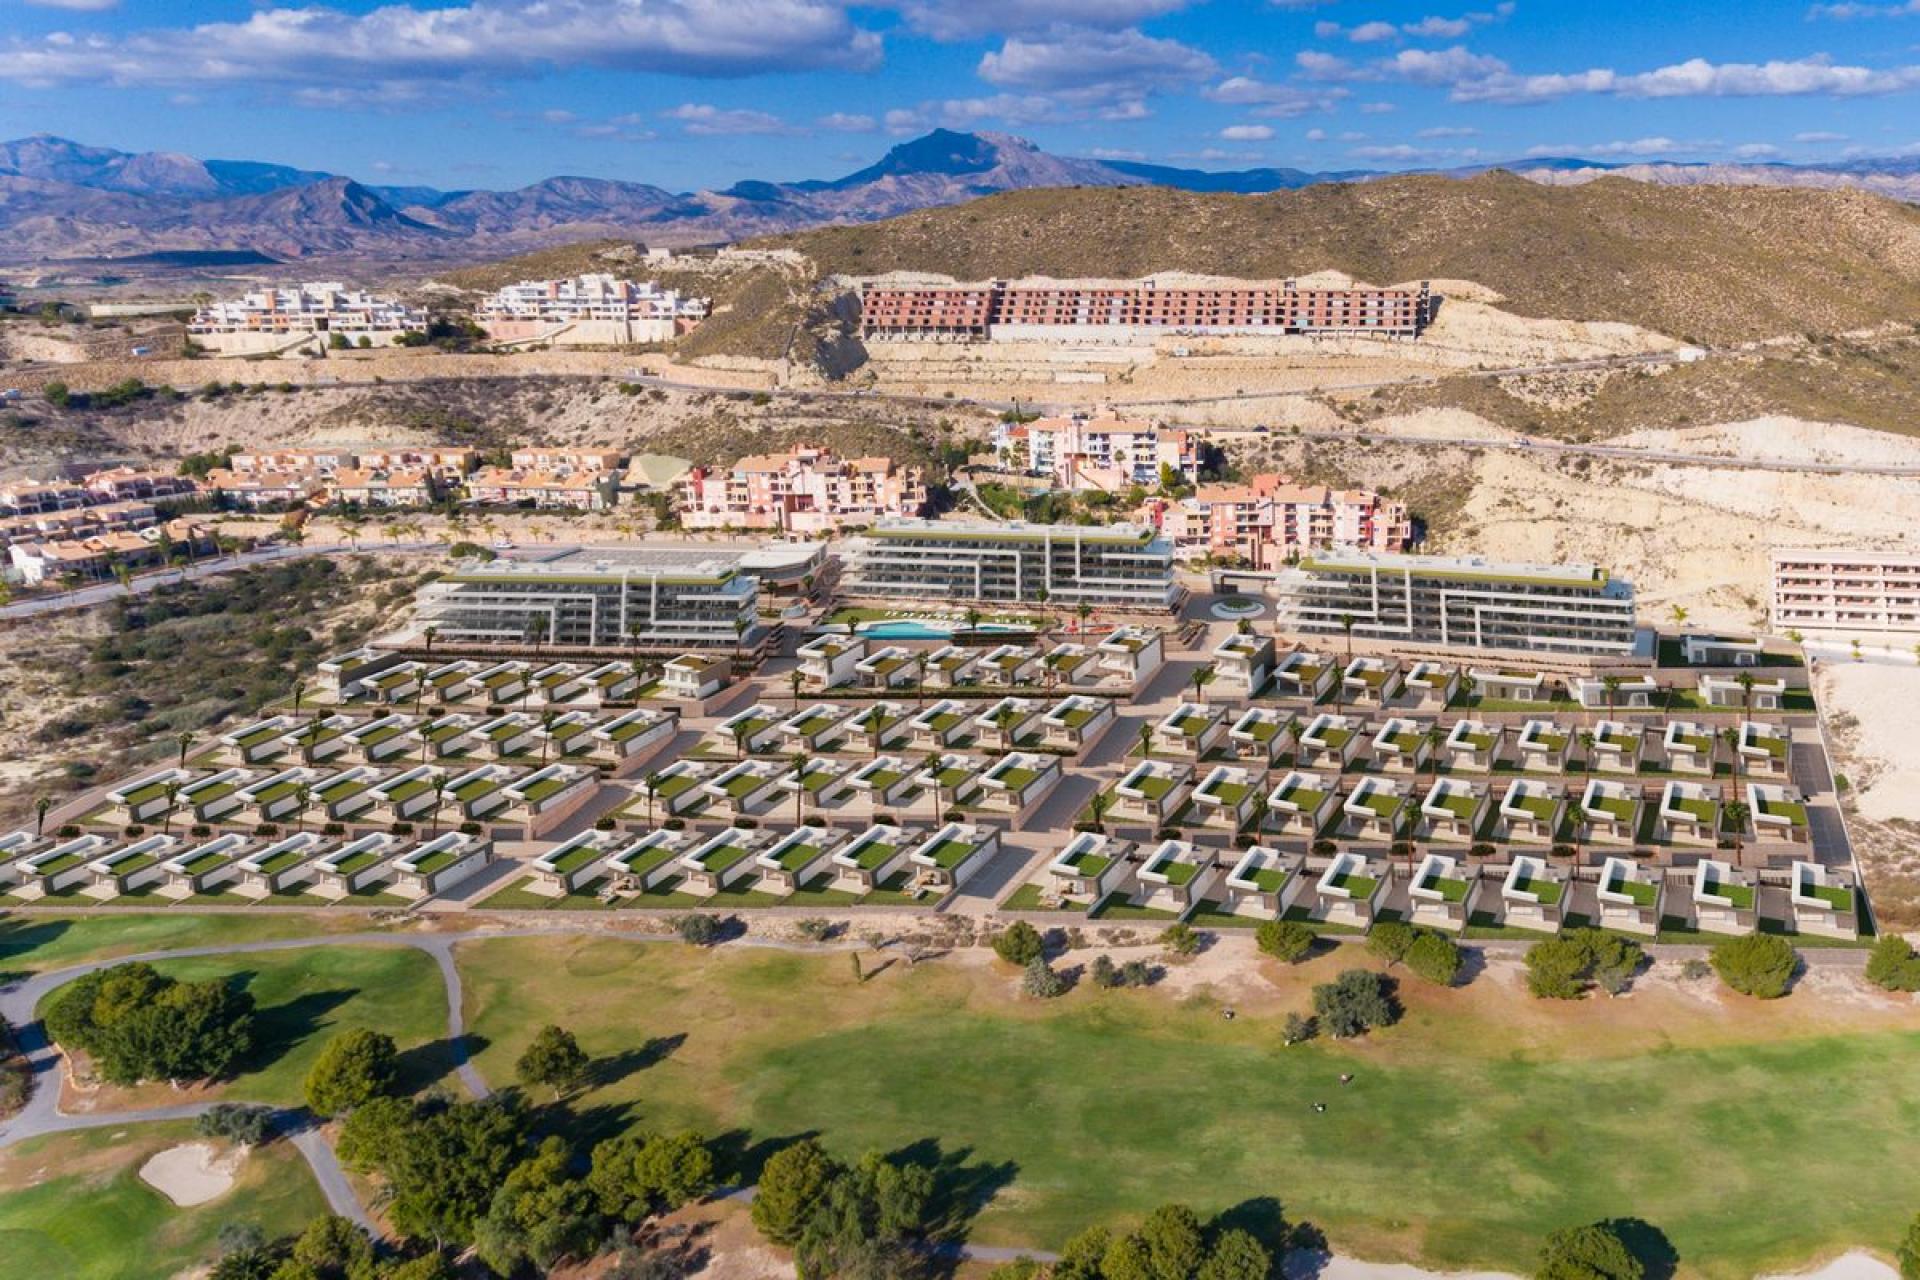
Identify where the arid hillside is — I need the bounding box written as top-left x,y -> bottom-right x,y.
770,173 -> 1920,346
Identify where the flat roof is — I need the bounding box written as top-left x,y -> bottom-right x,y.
867,517 -> 1157,546
1298,549 -> 1612,590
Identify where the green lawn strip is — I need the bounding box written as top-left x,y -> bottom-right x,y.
1700,877 -> 1756,910
0,914 -> 365,976
1417,872 -> 1471,903
35,943 -> 455,1104
1088,895 -> 1181,921
920,838 -> 980,870
999,882 -> 1079,913
477,876 -> 621,912
1804,883 -> 1852,912
1508,873 -> 1563,905
0,1122 -> 329,1280
1324,869 -> 1379,898
452,935 -> 1920,1276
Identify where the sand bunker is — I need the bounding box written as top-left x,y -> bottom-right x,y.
138,1142 -> 239,1207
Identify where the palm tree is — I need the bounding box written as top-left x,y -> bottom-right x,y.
34,795 -> 51,838
1736,671 -> 1757,719
302,712 -> 325,766
1669,604 -> 1689,629
1087,789 -> 1110,833
161,780 -> 183,834
1578,730 -> 1596,775
789,668 -> 805,709
1601,674 -> 1621,719
291,679 -> 307,716
1424,724 -> 1446,777
1075,601 -> 1093,636
1137,721 -> 1153,760
527,615 -> 549,656
996,703 -> 1021,750
110,557 -> 132,596
539,708 -> 560,764
922,751 -> 946,824
910,652 -> 927,709
1339,613 -> 1357,664
790,751 -> 809,826
1723,800 -> 1751,864
1721,725 -> 1743,785
422,625 -> 438,658
292,783 -> 314,833
429,776 -> 451,836
733,617 -> 748,672
643,771 -> 663,828
1458,673 -> 1477,710
176,730 -> 196,770
1566,803 -> 1588,865
726,721 -> 748,761
1191,663 -> 1216,705
1245,792 -> 1269,843
964,606 -> 983,635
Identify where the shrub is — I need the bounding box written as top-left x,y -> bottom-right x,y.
304,1028 -> 399,1117
1022,957 -> 1066,998
321,822 -> 345,836
1255,918 -> 1315,963
594,816 -> 618,831
1404,932 -> 1463,987
795,918 -> 837,942
1711,933 -> 1797,999
1282,1011 -> 1316,1045
1159,922 -> 1201,956
1311,969 -> 1396,1038
675,914 -> 720,946
992,920 -> 1044,966
55,824 -> 80,838
1866,935 -> 1920,992
1089,954 -> 1119,988
197,1103 -> 275,1146
1120,959 -> 1153,988
664,817 -> 686,831
515,1024 -> 591,1098
1679,957 -> 1712,981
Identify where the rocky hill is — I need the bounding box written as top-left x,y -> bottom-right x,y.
773,173 -> 1920,345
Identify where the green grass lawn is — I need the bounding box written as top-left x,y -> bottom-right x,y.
0,913 -> 364,978
457,936 -> 1920,1277
0,1122 -> 328,1280
36,943 -> 457,1105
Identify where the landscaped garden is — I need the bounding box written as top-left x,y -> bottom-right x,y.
455,935 -> 1920,1277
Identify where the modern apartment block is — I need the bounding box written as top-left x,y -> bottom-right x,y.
474,274 -> 708,346
188,282 -> 426,354
678,444 -> 927,534
860,275 -> 1431,341
1270,550 -> 1637,657
1771,548 -> 1920,637
414,548 -> 762,650
1144,473 -> 1411,564
843,519 -> 1179,611
993,414 -> 1198,489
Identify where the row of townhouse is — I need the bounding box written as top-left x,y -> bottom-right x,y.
230,446 -> 483,476
8,517 -> 217,584
1143,472 -> 1412,563
859,275 -> 1431,341
0,466 -> 198,517
474,274 -> 708,346
992,413 -> 1199,490
202,449 -> 627,511
0,500 -> 166,554
188,282 -> 427,353
677,444 -> 927,534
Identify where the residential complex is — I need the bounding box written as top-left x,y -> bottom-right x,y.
678,444 -> 927,534
413,543 -> 823,650
859,275 -> 1431,341
842,519 -> 1179,611
993,413 -> 1198,489
474,274 -> 708,346
1144,473 -> 1412,564
1268,550 -> 1638,657
188,282 -> 427,354
1771,547 -> 1920,637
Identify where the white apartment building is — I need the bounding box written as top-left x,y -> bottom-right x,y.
994,413 -> 1199,490
475,274 -> 708,346
1270,549 -> 1638,657
1772,548 -> 1920,638
678,444 -> 927,535
843,519 -> 1179,612
188,282 -> 426,354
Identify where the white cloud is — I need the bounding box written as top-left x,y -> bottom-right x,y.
1085,146 -> 1148,160
1203,74 -> 1346,116
22,0 -> 120,10
1348,21 -> 1403,42
891,0 -> 1191,40
1453,54 -> 1920,104
1417,125 -> 1477,137
979,26 -> 1217,93
1359,100 -> 1397,112
1733,142 -> 1783,158
1305,127 -> 1328,140
1350,142 -> 1445,160
664,103 -> 798,136
883,107 -> 928,135
817,111 -> 877,131
1523,136 -> 1686,156
1315,8 -> 1511,44
1807,0 -> 1920,17
0,0 -> 884,96
1220,123 -> 1276,140
1794,130 -> 1850,142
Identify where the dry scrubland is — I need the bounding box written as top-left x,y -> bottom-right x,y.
1817,663 -> 1920,927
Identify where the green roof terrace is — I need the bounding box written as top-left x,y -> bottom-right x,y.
1416,867 -> 1471,903
545,840 -> 606,875
1698,872 -> 1753,910
920,836 -> 982,870
1603,867 -> 1657,908
1507,869 -> 1563,905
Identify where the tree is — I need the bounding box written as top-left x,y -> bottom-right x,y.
515,1024 -> 591,1099
475,1134 -> 602,1275
285,1214 -> 375,1280
44,962 -> 254,1086
588,1130 -> 717,1221
1865,935 -> 1920,993
1255,918 -> 1314,963
1404,931 -> 1463,986
1311,968 -> 1395,1038
1525,930 -> 1644,1000
1159,922 -> 1201,956
379,1096 -> 530,1246
1137,721 -> 1153,759
1137,1203 -> 1206,1280
1898,1211 -> 1920,1280
197,1103 -> 274,1146
1196,1227 -> 1273,1280
176,729 -> 197,770
752,1138 -> 838,1245
1537,1221 -> 1644,1280
304,1028 -> 398,1117
1022,956 -> 1066,998
1710,933 -> 1796,999
1282,1011 -> 1316,1045
1054,1226 -> 1112,1280
34,794 -> 51,838
1367,921 -> 1417,967
1090,954 -> 1120,988
993,920 -> 1044,966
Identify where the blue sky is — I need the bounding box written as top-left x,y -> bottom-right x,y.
1,0 -> 1916,190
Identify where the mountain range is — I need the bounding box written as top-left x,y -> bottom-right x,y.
6,129 -> 1920,269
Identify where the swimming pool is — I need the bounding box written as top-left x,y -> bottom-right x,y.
858,620 -> 1035,640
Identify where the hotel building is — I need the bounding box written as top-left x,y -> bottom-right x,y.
1144,473 -> 1411,564
474,274 -> 707,345
1771,548 -> 1920,638
188,282 -> 426,354
993,414 -> 1198,489
843,519 -> 1179,611
1270,550 -> 1637,657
